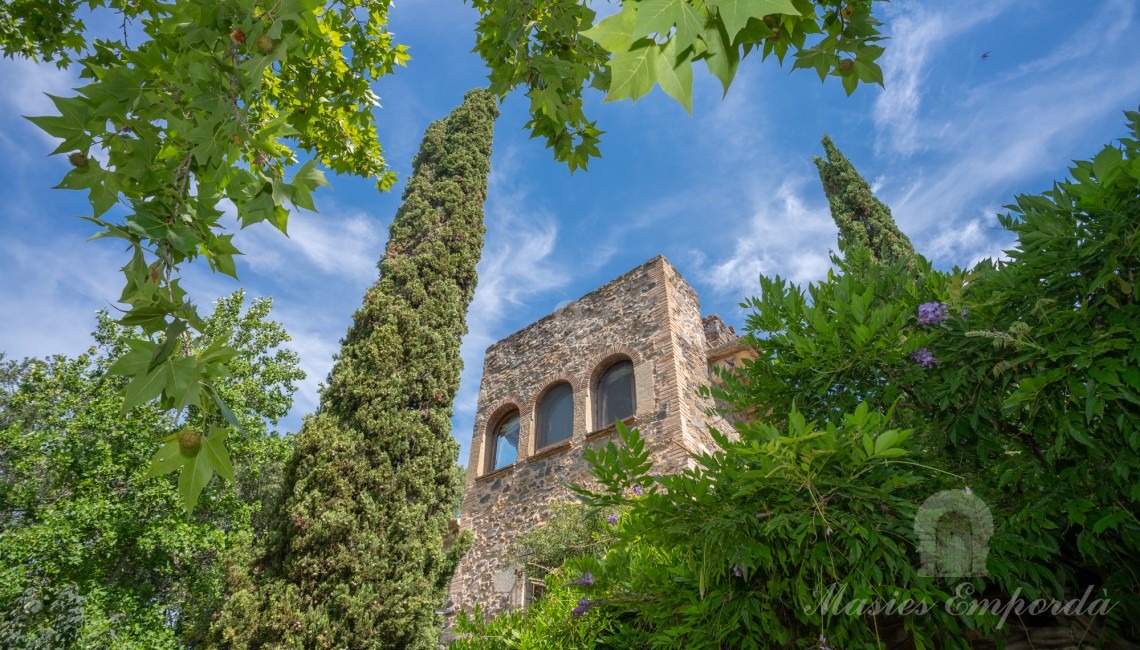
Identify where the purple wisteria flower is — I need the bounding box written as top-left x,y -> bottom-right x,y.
818,634 -> 834,650
569,571 -> 594,587
733,564 -> 743,577
917,302 -> 949,325
632,486 -> 644,496
571,597 -> 592,617
910,348 -> 939,368
606,514 -> 619,524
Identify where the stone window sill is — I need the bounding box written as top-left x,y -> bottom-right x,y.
529,440 -> 571,461
476,464 -> 515,482
586,415 -> 637,439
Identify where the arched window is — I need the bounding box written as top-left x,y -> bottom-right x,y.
594,360 -> 635,430
487,412 -> 519,473
536,382 -> 573,449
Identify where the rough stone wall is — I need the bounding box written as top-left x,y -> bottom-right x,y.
446,256 -> 740,621
702,315 -> 736,348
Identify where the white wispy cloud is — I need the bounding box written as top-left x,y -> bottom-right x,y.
691,63 -> 777,164
922,213 -> 1013,269
234,207 -> 387,285
857,0 -> 1140,268
271,321 -> 339,417
0,58 -> 123,359
185,200 -> 392,430
701,177 -> 836,300
889,45 -> 1140,264
0,57 -> 76,117
457,216 -> 561,419
0,57 -> 80,163
0,226 -> 122,360
873,0 -> 1011,157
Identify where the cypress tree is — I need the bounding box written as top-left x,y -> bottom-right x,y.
214,88 -> 499,649
814,135 -> 916,264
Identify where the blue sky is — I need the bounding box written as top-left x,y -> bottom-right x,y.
2,0 -> 1139,461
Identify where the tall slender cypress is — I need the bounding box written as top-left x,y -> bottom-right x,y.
814,136 -> 916,264
214,89 -> 498,650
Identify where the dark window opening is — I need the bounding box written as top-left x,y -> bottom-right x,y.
536,382 -> 573,448
526,581 -> 546,606
595,360 -> 635,430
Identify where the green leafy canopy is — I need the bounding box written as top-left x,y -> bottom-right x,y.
0,292 -> 301,647
475,0 -> 886,170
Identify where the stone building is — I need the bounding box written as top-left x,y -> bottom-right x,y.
446,256 -> 753,618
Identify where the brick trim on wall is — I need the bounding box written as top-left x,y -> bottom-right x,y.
586,345 -> 643,388
527,372 -> 583,405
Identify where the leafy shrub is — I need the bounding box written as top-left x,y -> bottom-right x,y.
509,502 -> 617,583
452,575 -> 619,650
0,294 -> 300,648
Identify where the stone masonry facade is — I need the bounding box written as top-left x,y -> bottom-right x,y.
446,256 -> 752,620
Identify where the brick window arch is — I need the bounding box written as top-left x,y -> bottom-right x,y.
536,382 -> 573,449
594,359 -> 635,430
487,410 -> 519,473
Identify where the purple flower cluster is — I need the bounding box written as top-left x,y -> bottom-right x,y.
732,564 -> 743,577
568,571 -> 594,587
632,485 -> 644,496
917,302 -> 949,325
910,348 -> 939,368
571,596 -> 592,617
606,514 -> 619,524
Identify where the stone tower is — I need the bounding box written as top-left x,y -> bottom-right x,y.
447,256 -> 752,617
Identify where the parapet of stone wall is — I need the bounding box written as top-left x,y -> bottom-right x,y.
701,314 -> 736,349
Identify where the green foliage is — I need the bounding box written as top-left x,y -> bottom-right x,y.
0,0 -> 86,63
713,115 -> 1140,642
940,111 -> 1140,633
450,412 -> 977,649
212,89 -> 499,650
0,292 -> 301,648
725,246 -> 945,430
3,0 -> 406,511
472,0 -> 886,170
815,135 -> 916,265
0,585 -> 85,650
509,502 -> 616,581
452,577 -> 619,650
574,416 -> 991,648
